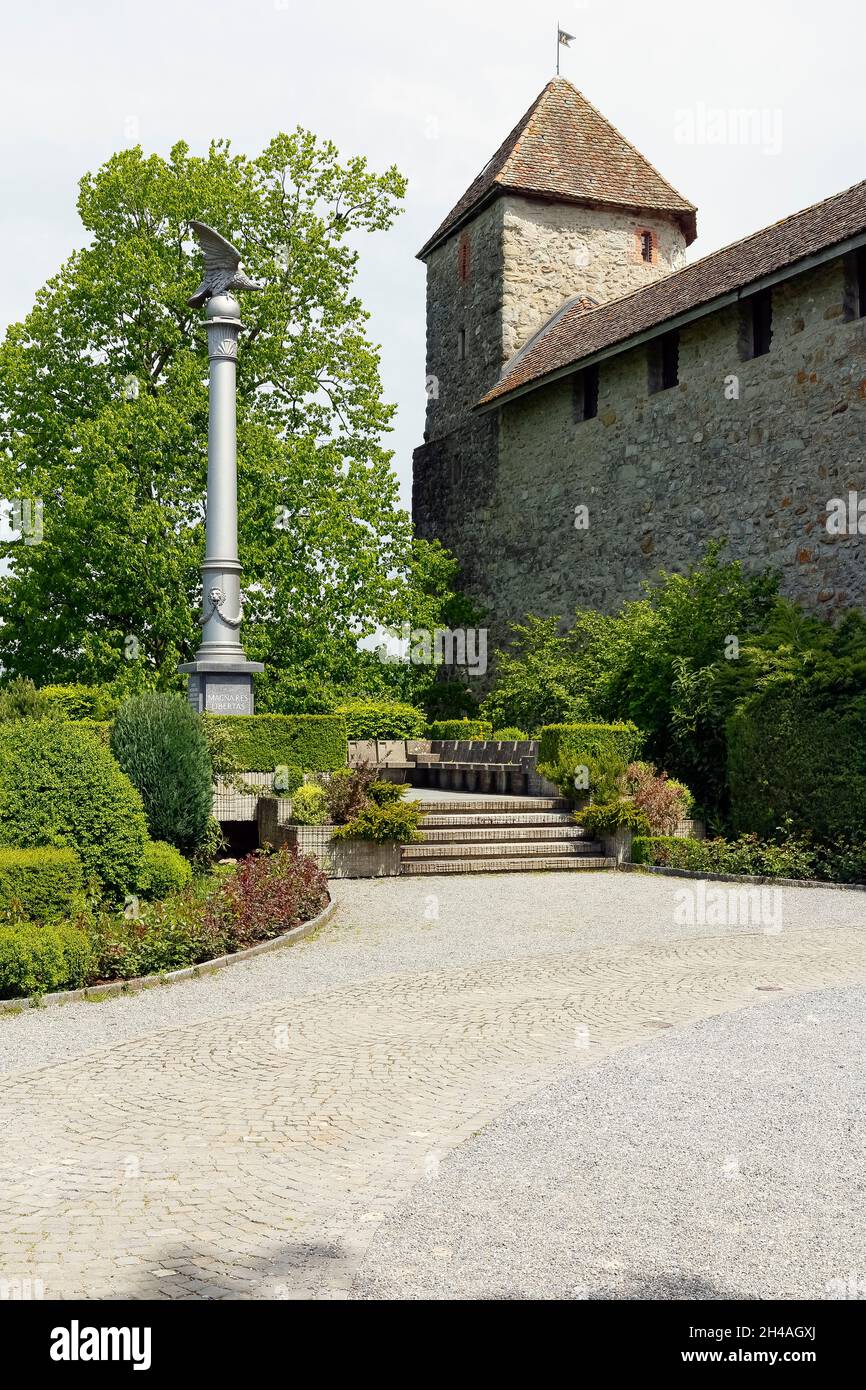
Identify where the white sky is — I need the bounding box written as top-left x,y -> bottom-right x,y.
1,0 -> 862,509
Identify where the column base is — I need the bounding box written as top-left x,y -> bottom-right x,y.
178,659 -> 264,716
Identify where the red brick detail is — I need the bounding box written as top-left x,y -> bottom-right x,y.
634,227 -> 658,265
457,231 -> 471,283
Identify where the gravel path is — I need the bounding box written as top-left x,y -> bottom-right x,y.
2,874 -> 864,1074
351,983 -> 866,1301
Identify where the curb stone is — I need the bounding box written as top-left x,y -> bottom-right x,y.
0,896 -> 339,1014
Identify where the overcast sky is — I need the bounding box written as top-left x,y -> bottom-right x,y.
1,0 -> 862,508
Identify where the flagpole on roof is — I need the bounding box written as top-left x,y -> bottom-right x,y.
556,19 -> 560,75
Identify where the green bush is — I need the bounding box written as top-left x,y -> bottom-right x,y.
0,677 -> 53,722
0,921 -> 92,999
667,779 -> 695,819
273,765 -> 304,796
86,884 -> 226,981
538,721 -> 644,770
727,687 -> 866,842
40,684 -> 119,721
70,719 -> 112,745
332,800 -> 423,843
111,694 -> 214,854
291,783 -> 328,825
577,801 -> 651,837
336,699 -> 426,740
632,834 -> 816,878
0,847 -> 84,921
139,840 -> 192,899
204,714 -> 347,772
0,720 -> 149,900
369,780 -> 410,805
428,719 -> 492,740
492,727 -> 528,740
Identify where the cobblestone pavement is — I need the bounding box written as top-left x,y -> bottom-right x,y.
1,891 -> 866,1299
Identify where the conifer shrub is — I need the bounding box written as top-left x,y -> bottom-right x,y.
111,693 -> 213,854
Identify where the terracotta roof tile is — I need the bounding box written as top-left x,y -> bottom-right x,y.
417,77 -> 697,259
478,177 -> 866,408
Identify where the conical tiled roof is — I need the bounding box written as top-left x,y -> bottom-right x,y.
418,77 -> 697,258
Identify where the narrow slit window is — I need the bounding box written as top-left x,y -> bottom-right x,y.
750,289 -> 773,357
648,330 -> 679,394
457,327 -> 466,361
640,230 -> 653,263
573,364 -> 599,422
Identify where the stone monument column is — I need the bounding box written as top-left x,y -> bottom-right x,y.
179,223 -> 264,714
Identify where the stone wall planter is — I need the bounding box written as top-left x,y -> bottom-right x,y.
286,826 -> 401,878
258,805 -> 401,878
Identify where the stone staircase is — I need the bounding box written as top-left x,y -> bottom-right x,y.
401,797 -> 616,875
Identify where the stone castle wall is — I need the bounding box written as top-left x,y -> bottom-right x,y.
499,196 -> 687,361
423,199 -> 505,443
416,254 -> 866,644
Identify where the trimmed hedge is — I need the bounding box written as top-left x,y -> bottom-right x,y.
0,922 -> 92,998
40,684 -> 118,721
538,721 -> 644,769
140,841 -> 192,899
0,847 -> 84,921
428,719 -> 492,740
727,688 -> 866,842
336,700 -> 426,740
204,715 -> 347,772
0,720 -> 149,900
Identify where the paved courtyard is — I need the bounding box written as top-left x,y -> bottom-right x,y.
1,873 -> 865,1299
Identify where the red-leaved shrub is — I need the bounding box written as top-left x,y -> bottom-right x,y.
203,844 -> 329,951
626,762 -> 690,835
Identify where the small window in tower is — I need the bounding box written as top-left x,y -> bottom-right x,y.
573,364 -> 599,422
457,327 -> 466,360
639,229 -> 654,264
742,288 -> 773,358
648,330 -> 679,394
457,232 -> 471,283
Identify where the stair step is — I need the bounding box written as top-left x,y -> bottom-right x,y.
415,798 -> 568,814
420,812 -> 574,828
419,825 -> 590,844
401,855 -> 615,875
403,839 -> 602,860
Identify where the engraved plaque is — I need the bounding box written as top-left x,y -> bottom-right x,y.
203,673 -> 254,716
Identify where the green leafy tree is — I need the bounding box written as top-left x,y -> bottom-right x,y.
0,132 -> 456,694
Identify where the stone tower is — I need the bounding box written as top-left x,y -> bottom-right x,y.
413,77 -> 697,606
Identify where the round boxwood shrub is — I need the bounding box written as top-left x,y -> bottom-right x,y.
0,720 -> 149,900
0,921 -> 92,999
0,847 -> 84,921
139,840 -> 192,900
111,693 -> 213,854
